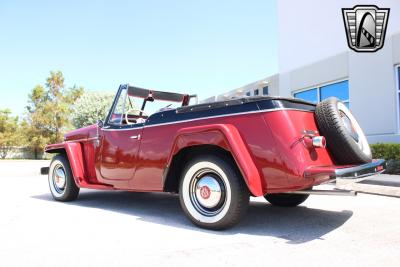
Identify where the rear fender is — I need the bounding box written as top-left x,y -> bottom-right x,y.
45,142 -> 85,186
167,124 -> 263,196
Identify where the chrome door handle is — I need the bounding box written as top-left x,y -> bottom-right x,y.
130,134 -> 141,140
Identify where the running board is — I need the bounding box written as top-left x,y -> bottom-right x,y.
287,189 -> 357,196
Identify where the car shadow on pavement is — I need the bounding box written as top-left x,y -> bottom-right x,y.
32,190 -> 353,244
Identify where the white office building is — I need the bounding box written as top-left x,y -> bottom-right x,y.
202,0 -> 400,143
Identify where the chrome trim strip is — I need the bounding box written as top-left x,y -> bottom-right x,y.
102,126 -> 144,132
65,137 -> 99,143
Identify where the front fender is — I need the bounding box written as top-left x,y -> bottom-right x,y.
45,142 -> 85,185
167,124 -> 263,196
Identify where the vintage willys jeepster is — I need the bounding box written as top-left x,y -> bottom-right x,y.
42,84 -> 385,229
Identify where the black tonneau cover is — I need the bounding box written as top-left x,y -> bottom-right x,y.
176,96 -> 316,114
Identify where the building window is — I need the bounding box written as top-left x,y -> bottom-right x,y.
262,86 -> 269,95
294,88 -> 318,103
254,89 -> 259,96
246,91 -> 251,96
397,66 -> 400,131
293,80 -> 349,107
320,80 -> 349,108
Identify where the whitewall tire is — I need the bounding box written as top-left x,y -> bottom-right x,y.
48,154 -> 79,202
179,154 -> 249,230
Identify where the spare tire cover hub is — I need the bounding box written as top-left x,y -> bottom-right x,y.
337,101 -> 371,157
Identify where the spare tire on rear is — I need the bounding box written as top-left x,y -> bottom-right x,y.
315,97 -> 372,165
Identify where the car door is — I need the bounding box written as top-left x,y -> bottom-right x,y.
99,126 -> 143,181
97,86 -> 144,182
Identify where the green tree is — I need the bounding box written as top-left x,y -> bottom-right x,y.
71,91 -> 115,129
25,71 -> 84,158
0,109 -> 21,159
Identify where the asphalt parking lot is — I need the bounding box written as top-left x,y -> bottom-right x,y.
1,160 -> 399,267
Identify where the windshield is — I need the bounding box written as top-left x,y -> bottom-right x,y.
108,86 -> 191,126
128,96 -> 181,115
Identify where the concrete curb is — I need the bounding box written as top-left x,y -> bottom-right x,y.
336,175 -> 400,198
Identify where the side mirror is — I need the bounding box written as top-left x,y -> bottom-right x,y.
97,119 -> 104,128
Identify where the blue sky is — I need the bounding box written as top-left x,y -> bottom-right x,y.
0,0 -> 278,116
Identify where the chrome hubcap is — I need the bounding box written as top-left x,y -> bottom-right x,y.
189,170 -> 226,216
53,165 -> 66,193
337,101 -> 371,157
340,111 -> 360,143
195,175 -> 223,208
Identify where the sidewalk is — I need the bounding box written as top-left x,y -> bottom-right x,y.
0,160 -> 50,177
336,174 -> 400,198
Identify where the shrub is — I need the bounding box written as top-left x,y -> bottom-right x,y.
0,109 -> 22,159
72,91 -> 115,129
370,143 -> 400,174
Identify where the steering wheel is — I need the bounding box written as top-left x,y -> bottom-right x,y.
125,108 -> 149,125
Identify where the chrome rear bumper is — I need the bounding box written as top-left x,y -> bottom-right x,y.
335,159 -> 386,179
290,160 -> 386,197
303,159 -> 386,181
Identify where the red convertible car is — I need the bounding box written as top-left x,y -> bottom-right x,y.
42,84 -> 385,229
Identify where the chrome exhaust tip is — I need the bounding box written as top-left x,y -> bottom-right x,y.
287,189 -> 357,196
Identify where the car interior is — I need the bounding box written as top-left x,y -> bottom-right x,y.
108,86 -> 194,126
